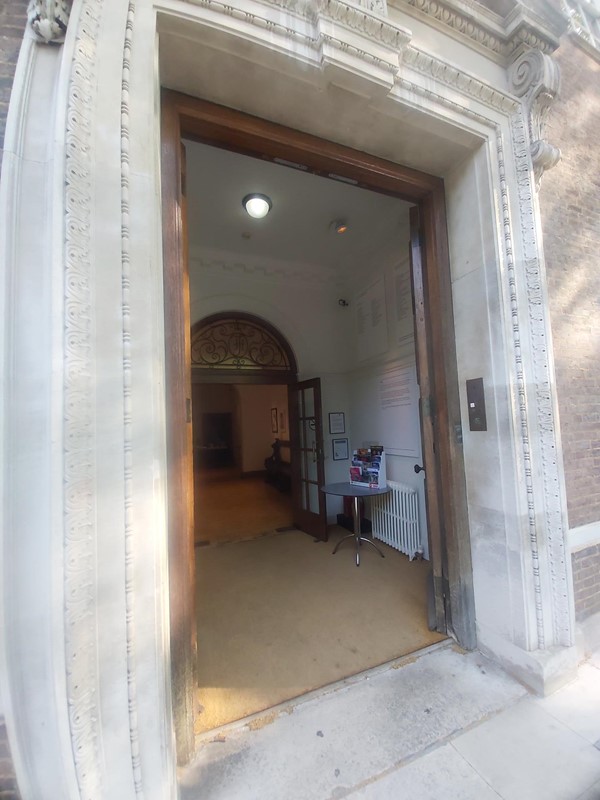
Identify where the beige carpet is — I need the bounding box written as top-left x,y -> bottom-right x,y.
194,470 -> 293,545
195,527 -> 446,732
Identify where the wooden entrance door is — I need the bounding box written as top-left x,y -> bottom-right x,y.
410,205 -> 447,632
289,378 -> 327,540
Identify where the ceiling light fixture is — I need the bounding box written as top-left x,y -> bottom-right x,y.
330,220 -> 349,234
242,193 -> 272,219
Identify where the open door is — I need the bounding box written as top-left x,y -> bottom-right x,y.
162,115 -> 197,763
409,205 -> 448,634
289,378 -> 327,541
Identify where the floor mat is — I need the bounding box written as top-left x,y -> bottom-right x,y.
195,527 -> 446,732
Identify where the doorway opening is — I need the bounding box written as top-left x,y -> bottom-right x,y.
192,381 -> 294,546
161,92 -> 473,761
190,313 -> 298,546
187,136 -> 445,734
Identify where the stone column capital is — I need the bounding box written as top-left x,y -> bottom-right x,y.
509,47 -> 562,189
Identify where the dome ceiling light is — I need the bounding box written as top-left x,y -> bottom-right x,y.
242,193 -> 272,219
330,219 -> 349,234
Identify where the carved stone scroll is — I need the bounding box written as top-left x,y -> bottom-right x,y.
27,0 -> 71,43
509,48 -> 561,190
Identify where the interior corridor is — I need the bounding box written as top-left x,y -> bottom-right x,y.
194,468 -> 293,545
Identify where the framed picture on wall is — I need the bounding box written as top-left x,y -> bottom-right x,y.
271,408 -> 278,433
332,438 -> 349,461
328,412 -> 345,434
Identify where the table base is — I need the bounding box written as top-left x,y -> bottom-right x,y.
332,532 -> 385,567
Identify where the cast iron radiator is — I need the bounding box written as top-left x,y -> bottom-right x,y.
369,480 -> 421,560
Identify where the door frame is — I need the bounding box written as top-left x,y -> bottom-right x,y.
161,89 -> 474,762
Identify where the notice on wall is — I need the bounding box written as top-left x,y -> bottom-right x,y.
379,364 -> 420,456
356,277 -> 388,362
380,366 -> 412,409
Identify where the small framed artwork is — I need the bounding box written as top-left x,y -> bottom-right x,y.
328,411 -> 345,434
332,437 -> 349,461
271,407 -> 278,433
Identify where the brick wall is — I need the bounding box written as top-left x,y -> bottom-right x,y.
541,38 -> 600,531
572,545 -> 600,621
0,0 -> 28,159
540,37 -> 600,621
1,6 -> 27,799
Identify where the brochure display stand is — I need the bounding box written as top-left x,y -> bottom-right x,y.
349,446 -> 386,488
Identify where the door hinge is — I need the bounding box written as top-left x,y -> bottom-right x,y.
422,395 -> 433,418
454,423 -> 463,445
433,574 -> 451,601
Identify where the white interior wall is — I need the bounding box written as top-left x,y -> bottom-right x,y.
235,384 -> 288,472
188,195 -> 427,549
346,242 -> 429,557
189,261 -> 354,378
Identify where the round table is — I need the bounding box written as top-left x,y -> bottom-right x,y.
320,482 -> 390,567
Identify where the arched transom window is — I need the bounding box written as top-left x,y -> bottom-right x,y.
190,312 -> 298,383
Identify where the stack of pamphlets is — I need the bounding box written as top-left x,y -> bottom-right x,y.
349,445 -> 386,488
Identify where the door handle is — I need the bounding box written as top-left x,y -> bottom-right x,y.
414,464 -> 425,474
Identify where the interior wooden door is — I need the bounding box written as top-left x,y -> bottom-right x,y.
409,204 -> 448,634
289,378 -> 327,541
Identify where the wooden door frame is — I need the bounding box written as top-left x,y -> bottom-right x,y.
161,89 -> 475,763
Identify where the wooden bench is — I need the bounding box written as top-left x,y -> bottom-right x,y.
264,438 -> 291,492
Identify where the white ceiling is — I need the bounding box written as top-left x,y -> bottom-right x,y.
185,139 -> 413,277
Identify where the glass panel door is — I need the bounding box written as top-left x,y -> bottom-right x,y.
289,378 -> 327,540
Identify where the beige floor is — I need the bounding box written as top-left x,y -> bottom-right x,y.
195,527 -> 446,733
194,468 -> 293,544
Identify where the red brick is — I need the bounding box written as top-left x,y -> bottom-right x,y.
541,46 -> 600,531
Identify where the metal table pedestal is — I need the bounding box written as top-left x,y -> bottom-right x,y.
320,482 -> 390,567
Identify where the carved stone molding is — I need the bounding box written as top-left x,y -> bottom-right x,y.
63,0 -> 103,795
389,61 -> 571,649
397,0 -> 564,63
358,0 -> 388,14
508,107 -> 572,646
562,0 -> 600,62
120,1 -> 145,794
27,0 -> 71,43
403,46 -> 519,113
263,0 -> 410,49
322,0 -> 408,47
509,48 -> 561,189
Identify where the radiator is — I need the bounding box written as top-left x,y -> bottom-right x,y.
369,480 -> 421,560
